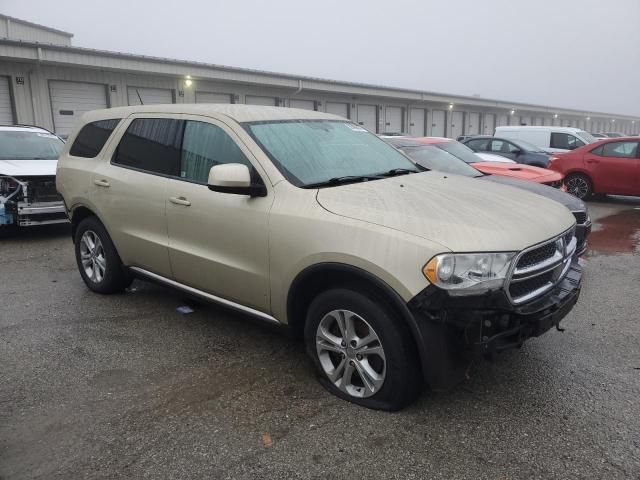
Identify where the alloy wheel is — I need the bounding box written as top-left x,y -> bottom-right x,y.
79,230 -> 106,283
315,309 -> 386,398
566,176 -> 589,199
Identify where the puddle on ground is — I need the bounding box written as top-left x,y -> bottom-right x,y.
587,209 -> 640,256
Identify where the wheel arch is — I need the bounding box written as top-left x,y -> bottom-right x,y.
565,169 -> 596,193
286,263 -> 428,376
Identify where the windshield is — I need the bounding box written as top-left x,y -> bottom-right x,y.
244,120 -> 418,187
0,131 -> 64,160
400,145 -> 482,177
433,141 -> 482,164
576,130 -> 597,144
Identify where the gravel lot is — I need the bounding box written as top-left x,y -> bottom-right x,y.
1,197 -> 639,480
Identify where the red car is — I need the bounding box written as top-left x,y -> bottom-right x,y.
549,137 -> 640,199
404,137 -> 565,188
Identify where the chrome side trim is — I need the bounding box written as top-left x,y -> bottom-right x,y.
129,267 -> 281,326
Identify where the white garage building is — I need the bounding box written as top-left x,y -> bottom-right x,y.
1,14 -> 638,137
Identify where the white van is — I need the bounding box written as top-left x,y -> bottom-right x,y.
495,126 -> 597,153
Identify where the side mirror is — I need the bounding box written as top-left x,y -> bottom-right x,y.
207,163 -> 266,197
512,148 -> 522,155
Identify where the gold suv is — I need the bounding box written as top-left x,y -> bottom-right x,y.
57,105 -> 582,410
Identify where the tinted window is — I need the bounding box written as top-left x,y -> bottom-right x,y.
601,141 -> 639,158
180,121 -> 255,183
466,138 -> 490,151
591,145 -> 604,155
490,140 -> 506,152
550,132 -> 584,150
113,118 -> 183,175
69,119 -> 121,158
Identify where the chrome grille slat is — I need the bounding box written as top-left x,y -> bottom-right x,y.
506,226 -> 576,305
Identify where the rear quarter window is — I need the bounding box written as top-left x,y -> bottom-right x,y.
69,119 -> 121,158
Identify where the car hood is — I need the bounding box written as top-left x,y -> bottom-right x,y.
0,159 -> 58,177
472,162 -> 563,183
475,152 -> 515,163
480,174 -> 586,211
315,172 -> 575,253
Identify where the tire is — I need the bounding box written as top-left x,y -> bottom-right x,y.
565,173 -> 593,200
74,216 -> 132,294
304,288 -> 421,411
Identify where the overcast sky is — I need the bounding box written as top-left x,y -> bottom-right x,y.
2,0 -> 639,115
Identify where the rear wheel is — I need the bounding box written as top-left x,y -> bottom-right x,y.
304,288 -> 421,411
74,216 -> 132,294
565,173 -> 593,199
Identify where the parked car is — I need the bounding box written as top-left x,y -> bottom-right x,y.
591,133 -> 609,139
463,136 -> 552,167
495,126 -> 597,153
57,105 -> 583,411
549,137 -> 640,199
602,132 -> 625,138
0,125 -> 67,227
386,137 -> 591,255
474,152 -> 516,163
404,137 -> 565,188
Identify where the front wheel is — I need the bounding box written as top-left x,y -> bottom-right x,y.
74,216 -> 132,294
565,173 -> 593,200
304,288 -> 421,410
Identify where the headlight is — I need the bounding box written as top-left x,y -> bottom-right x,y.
423,252 -> 516,295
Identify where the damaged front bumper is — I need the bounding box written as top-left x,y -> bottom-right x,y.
408,259 -> 583,357
1,175 -> 68,227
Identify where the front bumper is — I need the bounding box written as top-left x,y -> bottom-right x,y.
575,221 -> 592,256
408,259 -> 582,357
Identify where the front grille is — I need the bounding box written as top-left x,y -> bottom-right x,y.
509,270 -> 555,299
572,211 -> 587,225
507,227 -> 575,304
26,177 -> 62,203
517,243 -> 556,270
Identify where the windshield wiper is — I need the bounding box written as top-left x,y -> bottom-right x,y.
381,168 -> 421,176
302,174 -> 386,189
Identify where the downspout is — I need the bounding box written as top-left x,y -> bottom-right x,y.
292,79 -> 303,96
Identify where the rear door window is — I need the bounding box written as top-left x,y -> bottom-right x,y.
601,141 -> 639,158
69,119 -> 121,158
113,118 -> 183,175
489,140 -> 505,152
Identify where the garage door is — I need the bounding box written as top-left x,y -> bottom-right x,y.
449,111 -> 464,138
497,114 -> 509,127
408,108 -> 425,136
520,116 -> 532,126
50,81 -> 108,136
509,115 -> 520,126
357,104 -> 377,132
431,110 -> 446,137
466,112 -> 480,135
127,87 -> 173,106
326,102 -> 349,119
0,76 -> 14,124
483,113 -> 495,134
246,95 -> 276,106
195,92 -> 232,104
534,117 -> 544,126
289,99 -> 315,110
384,106 -> 403,133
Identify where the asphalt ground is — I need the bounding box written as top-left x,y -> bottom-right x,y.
1,196 -> 639,479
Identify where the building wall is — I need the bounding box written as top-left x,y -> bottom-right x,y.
0,60 -> 637,136
0,17 -> 72,46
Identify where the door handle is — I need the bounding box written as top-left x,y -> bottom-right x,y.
93,179 -> 110,187
586,160 -> 600,164
169,196 -> 191,206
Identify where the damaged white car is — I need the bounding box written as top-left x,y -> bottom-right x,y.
0,125 -> 67,227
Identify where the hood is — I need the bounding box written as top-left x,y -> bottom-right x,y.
475,152 -> 515,163
472,162 -> 563,183
316,172 -> 575,253
0,159 -> 58,177
480,174 -> 586,211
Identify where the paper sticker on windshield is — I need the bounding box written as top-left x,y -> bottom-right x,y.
346,124 -> 368,132
36,133 -> 58,139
